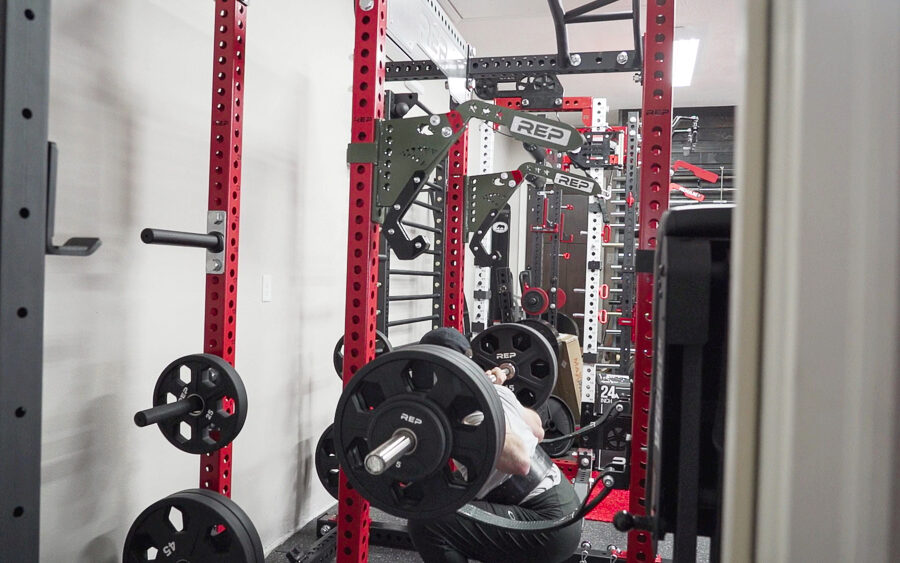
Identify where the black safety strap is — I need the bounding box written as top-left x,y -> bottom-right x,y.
540,400 -> 626,444
459,473 -> 613,531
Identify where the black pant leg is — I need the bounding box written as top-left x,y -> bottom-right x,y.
408,479 -> 583,563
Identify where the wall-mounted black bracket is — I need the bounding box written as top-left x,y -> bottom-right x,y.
44,143 -> 101,256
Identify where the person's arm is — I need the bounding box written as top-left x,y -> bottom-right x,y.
484,367 -> 545,440
495,422 -> 532,475
520,408 -> 545,441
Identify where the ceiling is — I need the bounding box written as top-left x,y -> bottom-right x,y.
436,0 -> 743,110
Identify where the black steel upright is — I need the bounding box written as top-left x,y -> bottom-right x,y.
0,0 -> 50,559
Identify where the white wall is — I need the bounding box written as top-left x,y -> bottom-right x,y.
41,1 -> 359,559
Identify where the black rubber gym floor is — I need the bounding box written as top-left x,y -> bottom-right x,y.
266,506 -> 710,562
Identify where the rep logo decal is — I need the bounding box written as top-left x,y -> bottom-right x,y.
496,352 -> 517,360
510,117 -> 571,146
554,173 -> 595,193
400,413 -> 423,424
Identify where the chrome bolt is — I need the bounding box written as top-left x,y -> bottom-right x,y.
358,0 -> 374,10
617,51 -> 629,65
602,475 -> 615,488
429,115 -> 441,126
441,126 -> 453,138
521,99 -> 531,107
554,97 -> 563,106
570,53 -> 582,66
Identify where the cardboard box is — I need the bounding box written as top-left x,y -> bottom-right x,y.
554,334 -> 583,423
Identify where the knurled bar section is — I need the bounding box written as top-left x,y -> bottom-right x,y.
628,1 -> 674,561
200,0 -> 247,499
443,123 -> 468,331
338,1 -> 387,561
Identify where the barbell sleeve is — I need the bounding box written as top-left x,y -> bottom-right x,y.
134,395 -> 204,427
364,429 -> 417,475
140,228 -> 224,252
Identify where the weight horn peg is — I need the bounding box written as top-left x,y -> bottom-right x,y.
134,354 -> 248,455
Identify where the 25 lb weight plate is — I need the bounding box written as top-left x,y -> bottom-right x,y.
333,330 -> 393,379
139,354 -> 248,455
123,489 -> 263,562
539,395 -> 576,458
333,345 -> 505,520
470,323 -> 558,409
315,424 -> 339,500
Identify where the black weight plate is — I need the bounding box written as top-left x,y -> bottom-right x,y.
539,395 -> 575,458
123,488 -> 262,562
545,311 -> 580,340
177,489 -> 264,563
151,354 -> 248,455
333,330 -> 393,379
470,323 -> 558,409
517,318 -> 560,360
521,287 -> 549,315
604,422 -> 629,451
315,424 -> 340,500
333,344 -> 505,520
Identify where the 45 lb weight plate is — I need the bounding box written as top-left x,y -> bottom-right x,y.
470,323 -> 558,409
333,345 -> 505,520
123,489 -> 263,562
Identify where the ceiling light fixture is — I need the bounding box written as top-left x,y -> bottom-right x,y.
672,38 -> 700,87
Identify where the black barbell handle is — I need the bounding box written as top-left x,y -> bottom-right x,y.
134,395 -> 204,427
140,228 -> 224,252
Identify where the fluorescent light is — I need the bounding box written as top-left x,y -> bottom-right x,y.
672,38 -> 700,87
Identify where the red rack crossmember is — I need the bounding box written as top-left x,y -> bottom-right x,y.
628,0 -> 675,561
338,1 -> 388,561
200,0 -> 248,498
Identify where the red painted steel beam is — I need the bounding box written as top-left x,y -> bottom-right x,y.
495,96 -> 594,125
628,0 -> 675,561
200,0 -> 248,499
443,112 -> 468,331
338,0 -> 388,561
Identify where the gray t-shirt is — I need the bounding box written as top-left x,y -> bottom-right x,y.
474,386 -> 561,501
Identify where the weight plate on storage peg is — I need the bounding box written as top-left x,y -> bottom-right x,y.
539,395 -> 576,458
315,424 -> 340,500
333,330 -> 393,379
140,354 -> 248,455
521,287 -> 550,316
471,323 -> 558,409
333,345 -> 505,520
123,488 -> 263,562
517,318 -> 560,360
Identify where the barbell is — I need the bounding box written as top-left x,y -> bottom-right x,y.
331,344 -> 625,526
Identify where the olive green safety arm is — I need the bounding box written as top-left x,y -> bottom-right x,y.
347,100 -> 586,260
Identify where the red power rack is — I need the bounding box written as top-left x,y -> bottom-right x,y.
340,0 -> 388,561
443,117 -> 469,332
628,1 -> 674,561
200,0 -> 249,498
